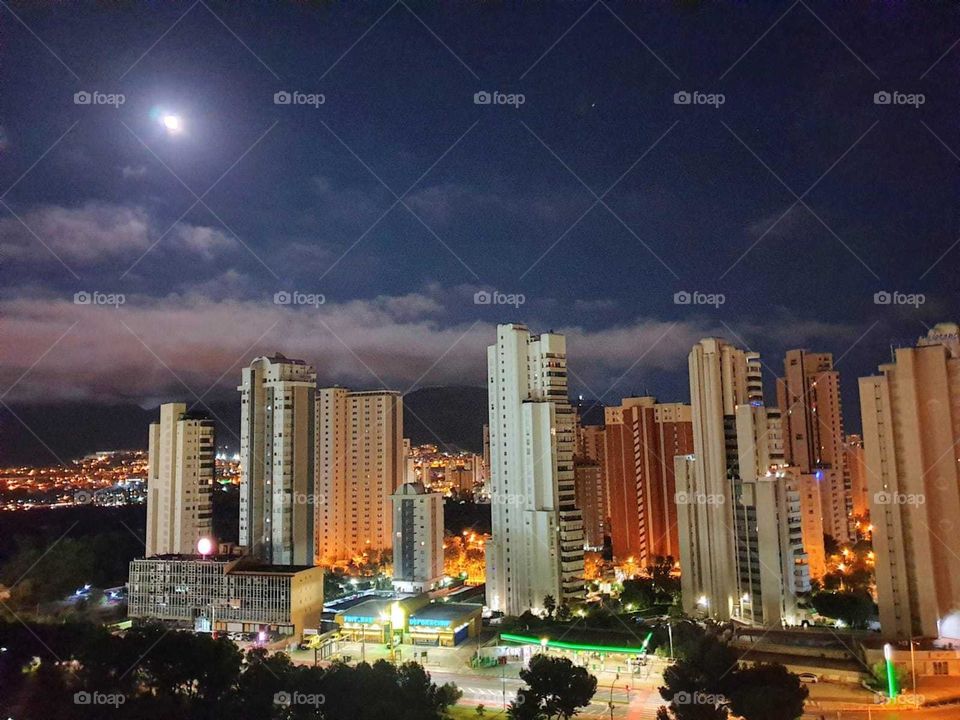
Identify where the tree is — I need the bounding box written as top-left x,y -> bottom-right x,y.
510,653 -> 597,720
621,578 -> 658,611
725,663 -> 808,720
542,595 -> 557,619
811,591 -> 875,628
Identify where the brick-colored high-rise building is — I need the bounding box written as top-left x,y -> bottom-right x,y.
573,459 -> 606,548
603,397 -> 693,567
777,349 -> 852,543
859,323 -> 960,640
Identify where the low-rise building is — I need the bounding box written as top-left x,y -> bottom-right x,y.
128,554 -> 324,638
333,594 -> 481,647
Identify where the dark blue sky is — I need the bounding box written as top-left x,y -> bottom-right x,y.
1,1 -> 958,452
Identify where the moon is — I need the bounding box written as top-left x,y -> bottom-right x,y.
162,114 -> 182,133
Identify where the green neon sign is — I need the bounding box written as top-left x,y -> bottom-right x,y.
500,631 -> 653,656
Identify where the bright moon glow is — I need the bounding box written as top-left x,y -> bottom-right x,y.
197,537 -> 213,555
162,114 -> 182,132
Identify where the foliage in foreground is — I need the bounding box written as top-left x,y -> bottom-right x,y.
0,621 -> 460,720
508,653 -> 597,720
656,623 -> 808,720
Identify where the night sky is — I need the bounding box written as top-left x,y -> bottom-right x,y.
1,1 -> 958,463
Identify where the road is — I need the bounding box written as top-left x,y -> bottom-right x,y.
290,641 -> 958,719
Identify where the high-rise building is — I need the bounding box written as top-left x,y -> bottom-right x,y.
782,467 -> 826,580
238,354 -> 317,566
315,388 -> 404,566
844,434 -> 869,519
603,397 -> 693,566
578,424 -> 606,468
677,338 -> 808,626
859,323 -> 960,640
777,349 -> 852,543
390,481 -> 444,593
145,403 -> 215,557
573,459 -> 606,548
485,323 -> 584,614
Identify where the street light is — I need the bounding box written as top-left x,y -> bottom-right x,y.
910,637 -> 919,702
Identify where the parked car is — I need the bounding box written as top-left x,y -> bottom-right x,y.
798,672 -> 820,683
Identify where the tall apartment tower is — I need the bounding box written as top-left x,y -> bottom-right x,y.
573,459 -> 606,548
315,388 -> 404,565
777,349 -> 852,543
677,338 -> 806,626
485,323 -> 584,614
145,403 -> 215,557
859,323 -> 960,640
238,354 -> 317,566
391,481 -> 444,592
843,434 -> 870,519
603,397 -> 693,566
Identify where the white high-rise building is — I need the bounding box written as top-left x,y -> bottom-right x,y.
677,338 -> 807,626
145,403 -> 215,557
238,354 -> 317,566
315,388 -> 404,566
485,323 -> 584,615
391,481 -> 444,592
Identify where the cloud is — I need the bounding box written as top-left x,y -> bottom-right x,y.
0,289 -> 859,406
0,202 -> 235,265
121,165 -> 147,179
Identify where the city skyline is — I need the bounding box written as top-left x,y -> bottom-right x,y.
4,4 -> 960,716
3,3 -> 960,469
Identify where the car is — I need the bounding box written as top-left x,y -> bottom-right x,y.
798,672 -> 820,683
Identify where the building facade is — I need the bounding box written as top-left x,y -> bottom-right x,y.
603,397 -> 693,566
238,354 -> 317,566
777,349 -> 852,543
859,323 -> 960,640
573,459 -> 606,549
677,338 -> 807,626
391,481 -> 444,592
844,434 -> 870,519
485,324 -> 584,615
146,403 -> 215,557
128,555 -> 324,637
315,388 -> 403,565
